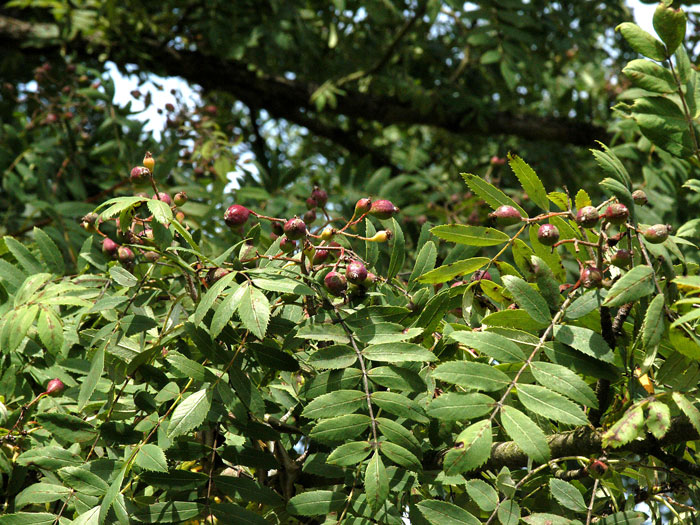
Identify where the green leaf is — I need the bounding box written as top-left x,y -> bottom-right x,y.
109,266 -> 137,287
386,218 -> 405,279
566,289 -> 607,320
37,307 -> 63,354
364,451 -> 389,512
371,391 -> 428,423
307,344 -> 357,369
16,446 -> 82,470
616,22 -> 667,61
4,236 -> 43,274
549,478 -> 587,514
380,441 -> 422,471
131,501 -> 204,523
522,514 -> 573,525
642,293 -> 666,348
210,283 -> 243,338
309,414 -> 371,443
134,444 -> 168,472
146,198 -> 173,224
602,404 -> 645,448
354,322 -> 422,344
426,392 -> 494,420
78,346 -> 104,411
443,419 -> 492,475
376,417 -> 421,455
672,392 -> 700,435
141,471 -> 207,490
167,388 -> 212,438
58,465 -> 109,496
431,225 -> 510,246
326,441 -> 373,466
302,390 -> 366,419
362,342 -> 436,362
14,483 -> 72,509
450,330 -> 526,363
287,490 -> 346,516
460,172 -> 527,216
630,96 -> 693,157
622,59 -> 676,93
97,195 -> 147,219
516,384 -> 588,425
368,366 -> 426,392
417,257 -> 489,284
481,309 -> 549,331
417,499 -> 480,525
99,464 -> 125,523
213,476 -> 283,507
466,479 -> 498,511
500,406 -> 550,463
646,399 -> 671,439
33,227 -> 64,274
591,142 -> 632,189
433,361 -> 510,391
210,503 -> 269,525
168,351 -> 215,382
410,240 -> 437,282
36,413 -> 97,442
238,283 -> 270,339
603,266 -> 655,307
251,275 -> 314,295
502,275 -> 551,324
498,500 -> 521,525
529,361 -> 598,408
508,154 -> 548,211
0,513 -> 64,525
553,325 -> 615,363
600,511 -> 648,525
653,2 -> 686,54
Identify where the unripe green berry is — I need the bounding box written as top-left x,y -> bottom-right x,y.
173,192 -> 188,206
280,237 -> 297,253
643,224 -> 671,244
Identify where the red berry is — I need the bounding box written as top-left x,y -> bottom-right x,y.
576,206 -> 599,228
46,378 -> 65,396
370,199 -> 399,220
206,268 -> 230,286
143,250 -> 160,262
283,217 -> 307,240
489,205 -> 522,226
152,192 -> 172,206
280,237 -> 297,254
643,224 -> 671,244
605,203 -> 629,226
118,246 -> 135,263
610,249 -> 632,268
490,156 -> 506,166
224,205 -> 251,227
346,261 -> 368,284
588,459 -> 609,479
537,224 -> 560,246
130,166 -> 150,182
303,209 -> 317,224
102,238 -> 119,258
355,198 -> 372,214
581,266 -> 603,288
305,197 -> 317,210
324,271 -> 347,296
311,186 -> 328,207
632,190 -> 648,206
471,270 -> 492,282
313,249 -> 330,264
364,272 -> 378,285
271,221 -> 284,235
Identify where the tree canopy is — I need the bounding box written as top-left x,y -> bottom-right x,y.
3,1 -> 700,524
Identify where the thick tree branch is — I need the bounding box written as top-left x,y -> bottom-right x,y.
0,14 -> 611,153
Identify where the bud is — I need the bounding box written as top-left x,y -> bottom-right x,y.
604,203 -> 629,226
581,266 -> 603,288
224,205 -> 251,227
537,224 -> 560,246
46,378 -> 65,396
370,199 -> 399,220
355,198 -> 372,214
632,189 -> 648,206
324,271 -> 347,296
173,192 -> 188,206
489,205 -> 522,226
576,206 -> 599,229
311,186 -> 328,207
283,217 -> 307,240
346,261 -> 368,284
643,224 -> 671,244
143,151 -> 155,172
